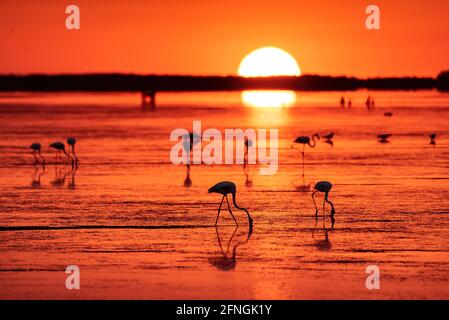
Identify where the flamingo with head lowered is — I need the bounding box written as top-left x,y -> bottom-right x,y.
49,142 -> 71,163
208,181 -> 253,229
312,181 -> 335,218
67,137 -> 79,166
30,143 -> 45,165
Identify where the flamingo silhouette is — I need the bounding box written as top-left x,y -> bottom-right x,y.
292,134 -> 320,166
182,132 -> 200,187
67,137 -> 78,166
429,133 -> 437,145
243,138 -> 254,187
30,143 -> 45,165
322,132 -> 334,146
49,142 -> 71,163
322,132 -> 334,141
208,181 -> 253,229
311,181 -> 335,217
377,134 -> 392,143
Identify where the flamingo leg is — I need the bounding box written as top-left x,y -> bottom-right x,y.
225,195 -> 239,226
302,144 -> 305,166
38,151 -> 45,166
322,197 -> 325,216
31,152 -> 38,165
325,193 -> 335,216
311,190 -> 318,217
215,195 -> 225,226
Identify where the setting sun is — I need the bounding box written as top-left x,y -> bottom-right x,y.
238,47 -> 301,77
238,47 -> 300,108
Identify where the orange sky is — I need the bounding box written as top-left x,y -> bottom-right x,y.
1,0 -> 448,77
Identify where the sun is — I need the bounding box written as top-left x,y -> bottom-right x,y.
238,47 -> 301,77
238,47 -> 301,108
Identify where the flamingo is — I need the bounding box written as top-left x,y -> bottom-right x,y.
322,132 -> 334,146
30,143 -> 45,165
67,137 -> 78,166
377,134 -> 392,143
208,181 -> 253,229
322,132 -> 334,141
429,133 -> 436,145
182,132 -> 200,187
311,181 -> 335,217
292,133 -> 320,165
49,142 -> 71,163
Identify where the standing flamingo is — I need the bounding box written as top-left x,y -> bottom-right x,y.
208,181 -> 253,229
429,133 -> 437,145
292,133 -> 320,166
377,134 -> 392,143
67,137 -> 78,166
182,132 -> 200,187
311,181 -> 335,217
30,143 -> 45,165
49,142 -> 71,163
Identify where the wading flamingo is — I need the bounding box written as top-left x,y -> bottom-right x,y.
49,142 -> 71,163
429,133 -> 436,145
377,134 -> 392,143
182,132 -> 200,187
312,181 -> 335,217
30,143 -> 45,165
208,181 -> 253,229
67,137 -> 79,166
292,133 -> 320,167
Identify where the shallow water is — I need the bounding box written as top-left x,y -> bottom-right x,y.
0,90 -> 449,299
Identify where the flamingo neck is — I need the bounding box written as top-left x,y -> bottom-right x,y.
309,136 -> 318,147
231,191 -> 247,213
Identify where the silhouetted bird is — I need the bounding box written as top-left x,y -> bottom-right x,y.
322,132 -> 334,141
30,143 -> 45,165
67,137 -> 78,166
292,134 -> 320,164
208,181 -> 253,229
182,132 -> 200,187
340,97 -> 345,108
312,181 -> 335,217
377,134 -> 392,143
50,142 -> 71,163
429,133 -> 437,145
384,112 -> 393,117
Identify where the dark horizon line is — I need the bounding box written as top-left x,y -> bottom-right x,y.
1,71 -> 448,92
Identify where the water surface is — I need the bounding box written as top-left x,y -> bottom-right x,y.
0,90 -> 448,299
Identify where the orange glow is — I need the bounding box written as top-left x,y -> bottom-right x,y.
238,47 -> 300,108
238,47 -> 301,77
241,90 -> 297,108
1,1 -> 449,76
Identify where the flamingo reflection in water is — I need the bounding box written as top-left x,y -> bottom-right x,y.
30,165 -> 45,189
312,213 -> 335,252
208,226 -> 252,271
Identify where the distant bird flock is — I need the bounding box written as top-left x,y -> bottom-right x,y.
27,97 -> 440,232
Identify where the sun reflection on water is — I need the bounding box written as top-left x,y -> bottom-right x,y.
241,90 -> 296,108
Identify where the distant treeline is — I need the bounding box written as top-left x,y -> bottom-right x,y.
0,72 -> 448,92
